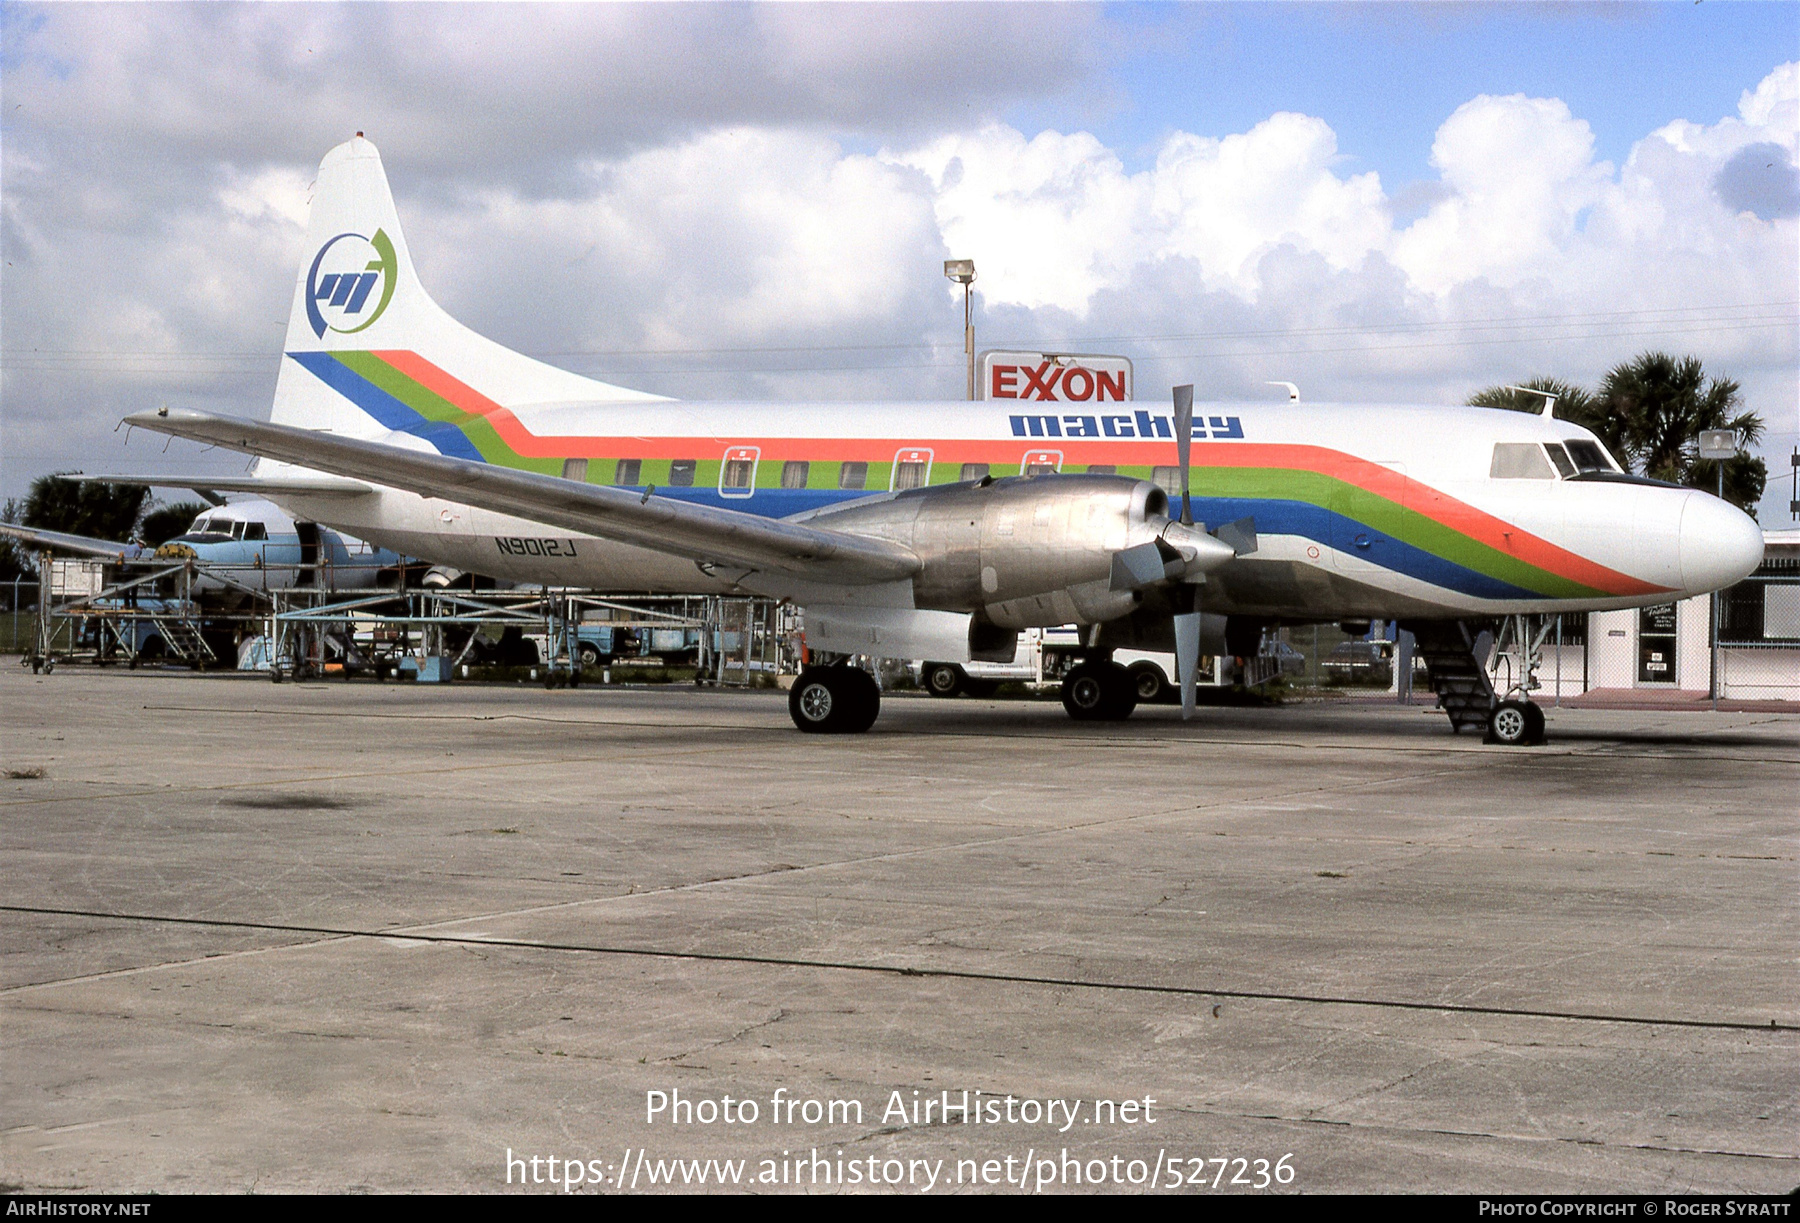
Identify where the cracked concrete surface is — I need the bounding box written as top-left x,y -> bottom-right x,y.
1,669 -> 1796,1193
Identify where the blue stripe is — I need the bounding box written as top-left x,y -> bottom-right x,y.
644,488 -> 1540,600
1187,495 -> 1538,601
287,352 -> 485,462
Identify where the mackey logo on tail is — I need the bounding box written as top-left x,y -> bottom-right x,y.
304,229 -> 397,338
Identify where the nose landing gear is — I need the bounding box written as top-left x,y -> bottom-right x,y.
1485,698 -> 1546,746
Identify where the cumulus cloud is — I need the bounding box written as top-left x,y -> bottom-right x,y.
1715,143 -> 1800,220
1,2 -> 1108,180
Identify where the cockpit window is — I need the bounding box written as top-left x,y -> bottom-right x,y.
1563,440 -> 1616,473
1490,443 -> 1556,480
190,516 -> 232,536
1544,443 -> 1577,479
242,522 -> 267,541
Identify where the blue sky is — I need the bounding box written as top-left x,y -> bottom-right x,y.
1025,2 -> 1798,189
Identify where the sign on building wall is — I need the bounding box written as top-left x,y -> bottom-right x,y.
979,352 -> 1133,403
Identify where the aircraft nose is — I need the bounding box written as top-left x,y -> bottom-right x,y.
1679,492 -> 1764,594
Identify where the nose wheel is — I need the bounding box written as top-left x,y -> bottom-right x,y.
789,665 -> 881,733
1485,699 -> 1546,746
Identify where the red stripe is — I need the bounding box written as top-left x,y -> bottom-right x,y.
369,350 -> 1657,596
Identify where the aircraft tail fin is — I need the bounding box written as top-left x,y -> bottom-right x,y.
270,135 -> 661,446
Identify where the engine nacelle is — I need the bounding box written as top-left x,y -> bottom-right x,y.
805,475 -> 1174,627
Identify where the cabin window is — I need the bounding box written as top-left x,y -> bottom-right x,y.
668,459 -> 697,487
1086,464 -> 1116,475
561,458 -> 589,482
1151,466 -> 1182,495
242,522 -> 267,541
721,459 -> 754,489
838,462 -> 868,490
1544,444 -> 1577,479
1490,443 -> 1555,479
960,463 -> 990,482
614,459 -> 642,486
1563,440 -> 1615,473
781,461 -> 810,489
1020,449 -> 1061,477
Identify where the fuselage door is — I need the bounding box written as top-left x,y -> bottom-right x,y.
1329,460 -> 1406,581
295,521 -> 321,588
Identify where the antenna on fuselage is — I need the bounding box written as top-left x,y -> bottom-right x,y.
1504,385 -> 1558,418
1266,381 -> 1300,402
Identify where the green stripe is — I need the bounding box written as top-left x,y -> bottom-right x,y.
336,352 -> 560,476
1194,466 -> 1603,599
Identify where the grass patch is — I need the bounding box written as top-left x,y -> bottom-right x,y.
4,766 -> 47,780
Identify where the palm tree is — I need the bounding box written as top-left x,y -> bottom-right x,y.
1594,353 -> 1765,509
22,474 -> 150,541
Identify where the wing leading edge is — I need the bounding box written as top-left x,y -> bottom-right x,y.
123,409 -> 922,585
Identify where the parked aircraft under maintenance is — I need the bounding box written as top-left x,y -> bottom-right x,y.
0,497 -> 403,601
125,136 -> 1764,742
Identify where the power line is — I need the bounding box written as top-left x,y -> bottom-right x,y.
3,300 -> 1793,371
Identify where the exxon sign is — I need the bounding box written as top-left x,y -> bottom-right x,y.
979,351 -> 1133,403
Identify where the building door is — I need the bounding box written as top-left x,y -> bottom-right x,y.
1637,603 -> 1678,684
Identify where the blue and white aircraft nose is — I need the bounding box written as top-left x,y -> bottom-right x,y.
1679,491 -> 1764,595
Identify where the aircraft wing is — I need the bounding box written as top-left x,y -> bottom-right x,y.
124,409 -> 922,585
0,521 -> 153,563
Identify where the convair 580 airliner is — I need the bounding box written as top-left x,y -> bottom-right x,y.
128,137 -> 1765,743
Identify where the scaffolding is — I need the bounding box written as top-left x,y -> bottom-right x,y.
263,587 -> 783,686
26,551 -> 274,672
22,546 -> 788,686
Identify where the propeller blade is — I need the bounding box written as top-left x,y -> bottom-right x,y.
1172,583 -> 1201,721
1172,384 -> 1194,526
1212,516 -> 1258,556
1109,541 -> 1169,592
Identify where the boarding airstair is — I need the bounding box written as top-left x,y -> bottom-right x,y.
1405,620 -> 1496,734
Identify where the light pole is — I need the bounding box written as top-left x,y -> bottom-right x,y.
944,259 -> 976,401
1698,428 -> 1739,710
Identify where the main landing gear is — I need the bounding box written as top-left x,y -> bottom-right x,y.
1060,659 -> 1139,722
788,665 -> 881,734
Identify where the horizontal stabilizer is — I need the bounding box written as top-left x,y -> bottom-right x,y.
125,409 -> 921,585
70,473 -> 375,497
